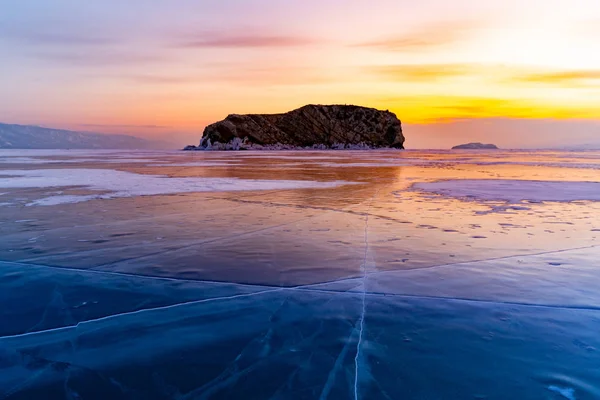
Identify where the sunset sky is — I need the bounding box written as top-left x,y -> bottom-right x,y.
1,0 -> 599,148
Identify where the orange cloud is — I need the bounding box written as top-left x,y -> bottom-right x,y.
207,66 -> 333,86
179,34 -> 317,48
115,75 -> 201,84
77,123 -> 171,129
370,95 -> 600,123
97,65 -> 335,87
356,20 -> 479,51
367,64 -> 472,81
511,70 -> 600,86
367,63 -> 600,90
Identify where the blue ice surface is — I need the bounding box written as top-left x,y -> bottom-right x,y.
2,267 -> 600,399
1,149 -> 600,399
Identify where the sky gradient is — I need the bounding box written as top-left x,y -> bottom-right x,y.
1,0 -> 599,148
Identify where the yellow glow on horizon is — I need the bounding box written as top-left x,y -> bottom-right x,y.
4,0 -> 599,143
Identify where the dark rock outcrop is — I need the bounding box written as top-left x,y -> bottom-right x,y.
452,142 -> 499,150
193,105 -> 404,150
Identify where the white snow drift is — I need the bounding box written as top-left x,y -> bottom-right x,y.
414,179 -> 600,202
0,168 -> 357,206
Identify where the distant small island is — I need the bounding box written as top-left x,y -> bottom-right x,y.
185,104 -> 405,150
452,142 -> 499,150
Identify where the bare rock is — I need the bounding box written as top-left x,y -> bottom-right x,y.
197,104 -> 404,150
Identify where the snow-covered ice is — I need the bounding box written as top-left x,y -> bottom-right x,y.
413,179 -> 600,202
0,168 -> 358,206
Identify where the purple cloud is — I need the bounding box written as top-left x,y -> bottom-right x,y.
178,33 -> 316,48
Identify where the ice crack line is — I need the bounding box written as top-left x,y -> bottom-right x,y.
225,198 -> 413,226
90,214 -> 318,269
354,188 -> 379,400
0,288 -> 283,342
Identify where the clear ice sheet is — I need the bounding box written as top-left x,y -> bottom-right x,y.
1,149 -> 600,399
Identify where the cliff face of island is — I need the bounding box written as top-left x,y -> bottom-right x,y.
188,105 -> 404,150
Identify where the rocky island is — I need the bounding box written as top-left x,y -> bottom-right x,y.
452,142 -> 499,150
185,105 -> 404,150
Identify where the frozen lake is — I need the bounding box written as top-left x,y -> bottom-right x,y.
1,149 -> 600,399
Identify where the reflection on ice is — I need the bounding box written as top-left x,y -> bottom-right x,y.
1,149 -> 600,399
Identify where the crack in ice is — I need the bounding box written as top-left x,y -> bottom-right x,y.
92,214 -> 320,269
0,288 -> 283,342
366,245 -> 600,276
225,198 -> 413,226
86,189 -> 382,270
2,275 -> 600,343
302,244 -> 600,287
2,244 -> 600,342
353,189 -> 379,400
318,325 -> 355,400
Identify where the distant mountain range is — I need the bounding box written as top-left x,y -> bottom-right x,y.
0,123 -> 172,149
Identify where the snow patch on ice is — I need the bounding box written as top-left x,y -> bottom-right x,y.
151,162 -> 242,167
468,161 -> 600,170
30,195 -> 103,206
413,180 -> 600,202
0,169 -> 358,206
